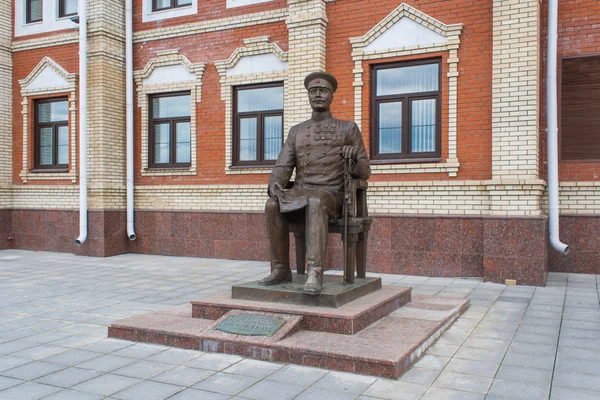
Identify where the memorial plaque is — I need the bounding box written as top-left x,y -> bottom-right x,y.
215,314 -> 286,337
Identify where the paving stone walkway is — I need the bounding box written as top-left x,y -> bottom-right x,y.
0,250 -> 598,400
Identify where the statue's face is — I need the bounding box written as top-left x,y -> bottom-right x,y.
308,87 -> 333,112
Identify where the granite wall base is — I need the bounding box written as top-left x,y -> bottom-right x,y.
548,215 -> 600,274
9,210 -> 128,257
0,210 -> 11,250
4,209 -> 594,286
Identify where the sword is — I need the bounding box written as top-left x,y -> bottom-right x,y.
343,157 -> 350,286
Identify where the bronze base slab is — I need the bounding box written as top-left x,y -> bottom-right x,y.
231,273 -> 382,308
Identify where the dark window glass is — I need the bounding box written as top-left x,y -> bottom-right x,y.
153,0 -> 191,11
26,0 -> 43,23
233,83 -> 284,166
371,60 -> 441,161
59,0 -> 78,18
35,98 -> 69,169
560,56 -> 600,161
149,92 -> 191,168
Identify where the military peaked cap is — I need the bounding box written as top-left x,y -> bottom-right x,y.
304,71 -> 338,93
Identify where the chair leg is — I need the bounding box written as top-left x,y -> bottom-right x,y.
357,232 -> 367,279
294,232 -> 306,275
345,233 -> 357,284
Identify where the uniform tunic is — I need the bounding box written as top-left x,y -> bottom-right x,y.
268,111 -> 371,214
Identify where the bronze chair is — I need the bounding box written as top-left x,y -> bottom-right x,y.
288,180 -> 371,284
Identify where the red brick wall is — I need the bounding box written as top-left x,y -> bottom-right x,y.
326,0 -> 493,182
12,46 -> 80,185
540,0 -> 600,181
133,0 -> 287,32
133,22 -> 289,186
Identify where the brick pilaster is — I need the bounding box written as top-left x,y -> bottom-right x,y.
285,0 -> 328,127
490,0 -> 544,216
0,0 -> 12,195
86,0 -> 127,211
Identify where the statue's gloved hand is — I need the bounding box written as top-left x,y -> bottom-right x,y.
341,145 -> 358,160
268,182 -> 284,197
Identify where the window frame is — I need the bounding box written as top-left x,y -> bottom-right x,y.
370,58 -> 442,162
58,0 -> 77,18
34,97 -> 69,170
232,82 -> 284,167
148,91 -> 192,169
152,0 -> 192,12
25,0 -> 43,24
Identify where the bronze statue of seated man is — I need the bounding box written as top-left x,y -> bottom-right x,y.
260,71 -> 371,295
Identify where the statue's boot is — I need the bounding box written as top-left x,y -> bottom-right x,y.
259,266 -> 292,286
303,265 -> 323,295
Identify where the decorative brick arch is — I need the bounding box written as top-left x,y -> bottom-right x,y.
215,36 -> 289,174
350,3 -> 463,177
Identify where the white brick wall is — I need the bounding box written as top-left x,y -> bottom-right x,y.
0,0 -> 12,194
491,0 -> 540,180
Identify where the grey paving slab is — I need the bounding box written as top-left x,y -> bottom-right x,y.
265,364 -> 328,387
0,355 -> 31,372
71,373 -> 143,397
222,358 -> 283,379
42,389 -> 104,400
145,347 -> 203,365
398,367 -> 440,386
0,360 -> 66,380
42,349 -> 103,366
150,365 -> 214,387
0,375 -> 23,391
488,378 -> 550,400
192,372 -> 261,395
77,339 -> 134,354
0,381 -> 63,400
313,371 -> 377,394
184,353 -> 243,371
433,371 -> 493,394
444,359 -> 499,378
112,380 -> 184,400
238,379 -> 306,400
551,386 -> 600,400
421,386 -> 485,400
495,364 -> 553,385
294,387 -> 358,400
35,366 -> 102,388
166,388 -> 230,400
77,354 -> 138,373
10,344 -> 70,360
362,379 -> 427,400
111,343 -> 168,359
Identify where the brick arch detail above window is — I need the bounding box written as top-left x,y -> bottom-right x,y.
18,57 -> 78,183
134,49 -> 206,177
350,3 -> 463,177
215,36 -> 289,175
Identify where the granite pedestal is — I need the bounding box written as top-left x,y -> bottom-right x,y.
109,273 -> 469,379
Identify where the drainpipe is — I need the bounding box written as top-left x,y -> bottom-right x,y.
547,0 -> 569,255
126,0 -> 136,241
75,0 -> 87,246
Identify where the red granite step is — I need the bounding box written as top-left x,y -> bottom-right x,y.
109,290 -> 469,379
192,286 -> 411,335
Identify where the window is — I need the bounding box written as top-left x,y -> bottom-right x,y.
371,59 -> 441,161
34,98 -> 69,169
58,0 -> 77,18
152,0 -> 192,12
149,92 -> 191,168
560,55 -> 600,161
233,83 -> 284,166
26,0 -> 43,23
